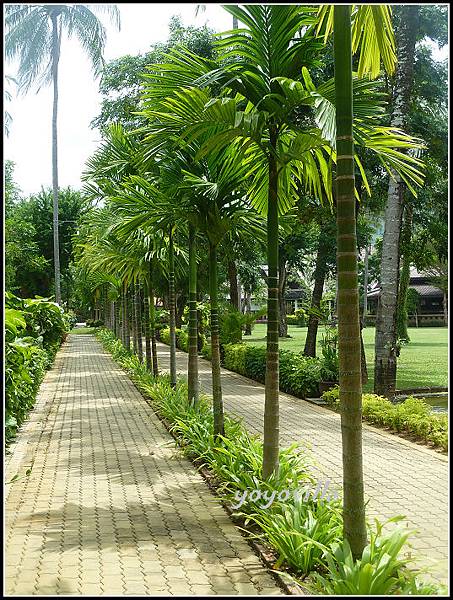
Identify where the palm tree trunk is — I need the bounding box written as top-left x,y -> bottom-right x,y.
262,124 -> 280,479
50,12 -> 62,305
188,224 -> 199,406
124,286 -> 131,351
374,5 -> 418,400
132,287 -> 138,355
227,260 -> 240,310
334,5 -> 367,559
135,283 -> 143,362
144,290 -> 152,370
209,242 -> 224,437
168,227 -> 177,387
362,245 -> 369,327
278,258 -> 288,337
304,233 -> 327,357
396,203 -> 413,342
149,261 -> 158,376
115,298 -> 120,339
244,288 -> 252,335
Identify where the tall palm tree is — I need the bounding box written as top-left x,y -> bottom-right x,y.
5,4 -> 120,304
374,5 -> 420,400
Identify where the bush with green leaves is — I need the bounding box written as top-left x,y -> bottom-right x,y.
310,517 -> 445,595
322,386 -> 448,451
223,343 -> 323,398
5,293 -> 70,444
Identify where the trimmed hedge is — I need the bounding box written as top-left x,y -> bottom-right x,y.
160,327 -> 323,399
322,386 -> 448,452
223,343 -> 322,398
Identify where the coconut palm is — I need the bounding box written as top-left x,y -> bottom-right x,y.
5,4 -> 120,304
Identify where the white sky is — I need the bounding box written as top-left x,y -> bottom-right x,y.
3,4 -> 449,197
4,4 -> 233,196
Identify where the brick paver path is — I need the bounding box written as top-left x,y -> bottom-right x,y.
5,335 -> 282,596
155,342 -> 449,584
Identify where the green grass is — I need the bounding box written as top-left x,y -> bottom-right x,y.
69,327 -> 94,335
244,325 -> 448,392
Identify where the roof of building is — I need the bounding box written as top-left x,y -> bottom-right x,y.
367,282 -> 443,299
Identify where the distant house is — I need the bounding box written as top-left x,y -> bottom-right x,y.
285,281 -> 306,313
366,267 -> 446,326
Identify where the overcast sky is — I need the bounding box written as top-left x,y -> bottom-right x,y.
4,4 -> 449,197
4,4 -> 233,196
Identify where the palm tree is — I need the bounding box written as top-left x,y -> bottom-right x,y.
374,5 -> 420,400
5,4 -> 120,305
138,4 -> 424,479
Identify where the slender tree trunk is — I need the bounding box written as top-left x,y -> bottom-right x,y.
209,242 -> 224,437
278,258 -> 288,337
149,262 -> 158,376
169,227 -> 177,387
304,234 -> 328,357
374,5 -> 418,400
144,291 -> 152,371
135,283 -> 143,363
111,301 -> 115,334
262,124 -> 280,479
362,245 -> 369,327
51,13 -> 61,305
334,5 -> 367,559
125,286 -> 131,351
360,321 -> 368,385
244,288 -> 252,335
188,224 -> 199,406
115,298 -> 121,339
132,287 -> 138,355
121,286 -> 126,345
227,260 -> 240,310
396,203 -> 413,342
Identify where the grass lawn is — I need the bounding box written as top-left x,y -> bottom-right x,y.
69,327 -> 94,335
244,324 -> 448,392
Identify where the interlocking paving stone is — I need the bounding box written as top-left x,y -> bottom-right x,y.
155,341 -> 449,585
5,335 -> 281,596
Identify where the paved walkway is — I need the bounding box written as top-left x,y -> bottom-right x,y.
5,335 -> 282,596
155,342 -> 449,584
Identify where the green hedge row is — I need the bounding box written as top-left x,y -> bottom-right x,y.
160,326 -> 323,399
223,343 -> 322,398
322,386 -> 448,452
5,293 -> 69,444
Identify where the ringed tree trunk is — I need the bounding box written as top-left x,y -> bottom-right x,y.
374,5 -> 418,400
188,224 -> 199,406
135,283 -> 143,362
262,124 -> 280,479
334,4 -> 367,559
244,287 -> 252,335
148,261 -> 158,376
144,291 -> 152,371
227,260 -> 240,310
51,12 -> 62,305
132,286 -> 138,355
304,233 -> 328,357
125,285 -> 131,351
209,242 -> 224,437
168,227 -> 177,388
278,258 -> 288,337
362,244 -> 369,327
396,202 -> 413,342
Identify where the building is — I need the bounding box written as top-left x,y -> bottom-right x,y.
366,267 -> 446,326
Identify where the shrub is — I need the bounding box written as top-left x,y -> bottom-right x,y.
321,387 -> 448,451
4,294 -> 69,445
310,518 -> 443,595
223,344 -> 322,398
